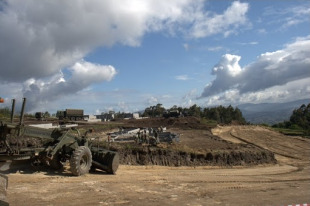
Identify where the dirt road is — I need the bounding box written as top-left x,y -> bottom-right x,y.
6,126 -> 310,206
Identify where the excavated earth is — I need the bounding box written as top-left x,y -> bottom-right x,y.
111,139 -> 276,167
2,117 -> 310,205
115,145 -> 276,167
108,117 -> 277,167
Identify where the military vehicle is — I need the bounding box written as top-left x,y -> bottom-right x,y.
0,98 -> 119,176
56,109 -> 84,121
163,110 -> 182,118
35,112 -> 45,120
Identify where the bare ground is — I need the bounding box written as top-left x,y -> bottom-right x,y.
6,125 -> 310,206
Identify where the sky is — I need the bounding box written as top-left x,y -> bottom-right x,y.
0,0 -> 309,114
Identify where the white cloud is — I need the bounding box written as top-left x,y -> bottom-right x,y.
212,54 -> 242,77
239,41 -> 258,45
282,6 -> 310,28
146,96 -> 158,106
175,75 -> 190,81
262,3 -> 310,30
207,46 -> 224,52
257,29 -> 267,34
70,60 -> 117,84
117,101 -> 130,113
200,36 -> 310,104
204,78 -> 310,107
190,1 -> 249,38
182,89 -> 197,107
8,60 -> 117,112
0,0 -> 251,112
144,94 -> 178,108
183,43 -> 190,51
0,0 -> 250,83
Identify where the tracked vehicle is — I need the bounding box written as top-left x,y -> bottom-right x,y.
0,98 -> 119,176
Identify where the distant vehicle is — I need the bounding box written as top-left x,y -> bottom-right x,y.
163,110 -> 182,118
56,109 -> 84,121
35,112 -> 45,120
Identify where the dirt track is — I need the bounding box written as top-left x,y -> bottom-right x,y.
6,125 -> 310,206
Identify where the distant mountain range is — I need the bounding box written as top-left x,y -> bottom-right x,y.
238,99 -> 310,125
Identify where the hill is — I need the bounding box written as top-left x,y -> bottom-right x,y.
238,99 -> 310,125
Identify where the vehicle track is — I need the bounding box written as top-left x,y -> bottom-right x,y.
229,131 -> 301,160
213,125 -> 310,164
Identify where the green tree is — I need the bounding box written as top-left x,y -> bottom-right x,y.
273,103 -> 310,135
233,107 -> 246,124
0,107 -> 11,119
290,104 -> 310,130
154,103 -> 165,117
44,111 -> 51,118
188,104 -> 201,117
143,103 -> 166,117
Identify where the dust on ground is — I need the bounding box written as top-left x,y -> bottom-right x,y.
6,124 -> 310,206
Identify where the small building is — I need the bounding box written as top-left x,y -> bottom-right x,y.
84,115 -> 101,122
124,113 -> 139,119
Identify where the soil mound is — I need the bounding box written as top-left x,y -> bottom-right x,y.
110,144 -> 277,167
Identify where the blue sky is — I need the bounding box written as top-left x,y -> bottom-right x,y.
0,0 -> 309,114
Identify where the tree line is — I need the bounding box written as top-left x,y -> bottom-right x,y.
272,103 -> 310,135
1,103 -> 247,125
0,107 -> 51,119
142,104 -> 246,124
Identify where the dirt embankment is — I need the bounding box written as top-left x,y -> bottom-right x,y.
109,143 -> 276,167
97,118 -> 278,167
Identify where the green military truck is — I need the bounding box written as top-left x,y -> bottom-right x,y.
56,109 -> 84,121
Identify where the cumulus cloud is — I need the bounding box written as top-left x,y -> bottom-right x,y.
204,78 -> 310,106
0,0 -> 249,82
22,60 -> 117,111
190,1 -> 249,38
70,60 -> 116,85
200,36 -> 310,102
0,0 -> 250,111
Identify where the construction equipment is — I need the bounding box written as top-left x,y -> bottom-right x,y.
0,98 -> 119,176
